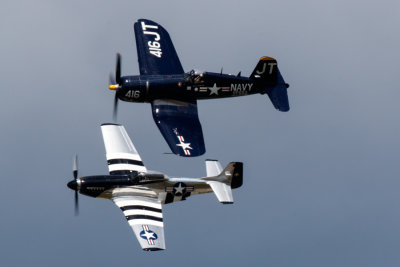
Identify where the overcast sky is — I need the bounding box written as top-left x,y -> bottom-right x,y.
1,0 -> 400,266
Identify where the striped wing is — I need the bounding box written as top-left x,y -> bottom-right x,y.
101,123 -> 147,174
113,196 -> 165,251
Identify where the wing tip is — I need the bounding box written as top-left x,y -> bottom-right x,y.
175,149 -> 205,157
142,247 -> 165,251
135,18 -> 159,27
101,122 -> 122,126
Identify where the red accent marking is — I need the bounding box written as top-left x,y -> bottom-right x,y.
179,136 -> 184,142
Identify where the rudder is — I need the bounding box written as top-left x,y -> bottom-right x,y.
216,161 -> 243,189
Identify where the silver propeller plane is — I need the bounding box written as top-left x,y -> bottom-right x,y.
67,123 -> 243,251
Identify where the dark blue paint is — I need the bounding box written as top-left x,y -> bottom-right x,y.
134,19 -> 184,75
113,19 -> 291,156
151,100 -> 205,157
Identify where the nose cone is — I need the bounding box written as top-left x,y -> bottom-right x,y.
67,180 -> 78,191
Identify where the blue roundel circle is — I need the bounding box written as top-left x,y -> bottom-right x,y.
140,228 -> 158,241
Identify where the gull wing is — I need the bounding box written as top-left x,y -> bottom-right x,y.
113,196 -> 165,251
151,99 -> 205,157
134,19 -> 184,75
101,123 -> 147,174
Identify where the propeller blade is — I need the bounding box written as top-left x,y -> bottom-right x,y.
116,52 -> 121,85
70,154 -> 80,216
73,155 -> 78,180
109,72 -> 116,85
74,190 -> 79,216
113,93 -> 119,121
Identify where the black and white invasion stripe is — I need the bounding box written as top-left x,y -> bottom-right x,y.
107,153 -> 147,174
113,197 -> 163,227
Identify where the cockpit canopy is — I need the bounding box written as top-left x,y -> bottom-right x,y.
130,170 -> 167,183
185,69 -> 205,84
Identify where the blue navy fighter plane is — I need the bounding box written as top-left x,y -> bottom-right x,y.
67,123 -> 243,251
109,19 -> 290,157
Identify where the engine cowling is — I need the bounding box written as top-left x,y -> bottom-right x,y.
117,75 -> 186,103
118,76 -> 148,102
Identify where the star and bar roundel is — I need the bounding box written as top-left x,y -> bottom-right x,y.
140,225 -> 158,245
165,182 -> 194,196
176,135 -> 192,156
198,83 -> 230,96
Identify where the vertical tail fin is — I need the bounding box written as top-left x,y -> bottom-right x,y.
250,57 -> 290,112
205,159 -> 223,177
250,57 -> 279,83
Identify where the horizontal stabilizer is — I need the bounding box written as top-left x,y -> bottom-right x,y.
266,69 -> 290,112
208,181 -> 233,204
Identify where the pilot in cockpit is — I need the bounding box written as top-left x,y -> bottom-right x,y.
186,69 -> 205,84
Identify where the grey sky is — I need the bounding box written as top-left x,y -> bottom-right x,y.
0,0 -> 399,266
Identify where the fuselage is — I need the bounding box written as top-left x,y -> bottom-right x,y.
68,172 -> 213,204
116,71 -> 267,103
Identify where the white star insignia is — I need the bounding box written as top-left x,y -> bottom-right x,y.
177,142 -> 192,150
176,136 -> 192,151
209,83 -> 220,95
174,183 -> 185,194
141,230 -> 155,240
